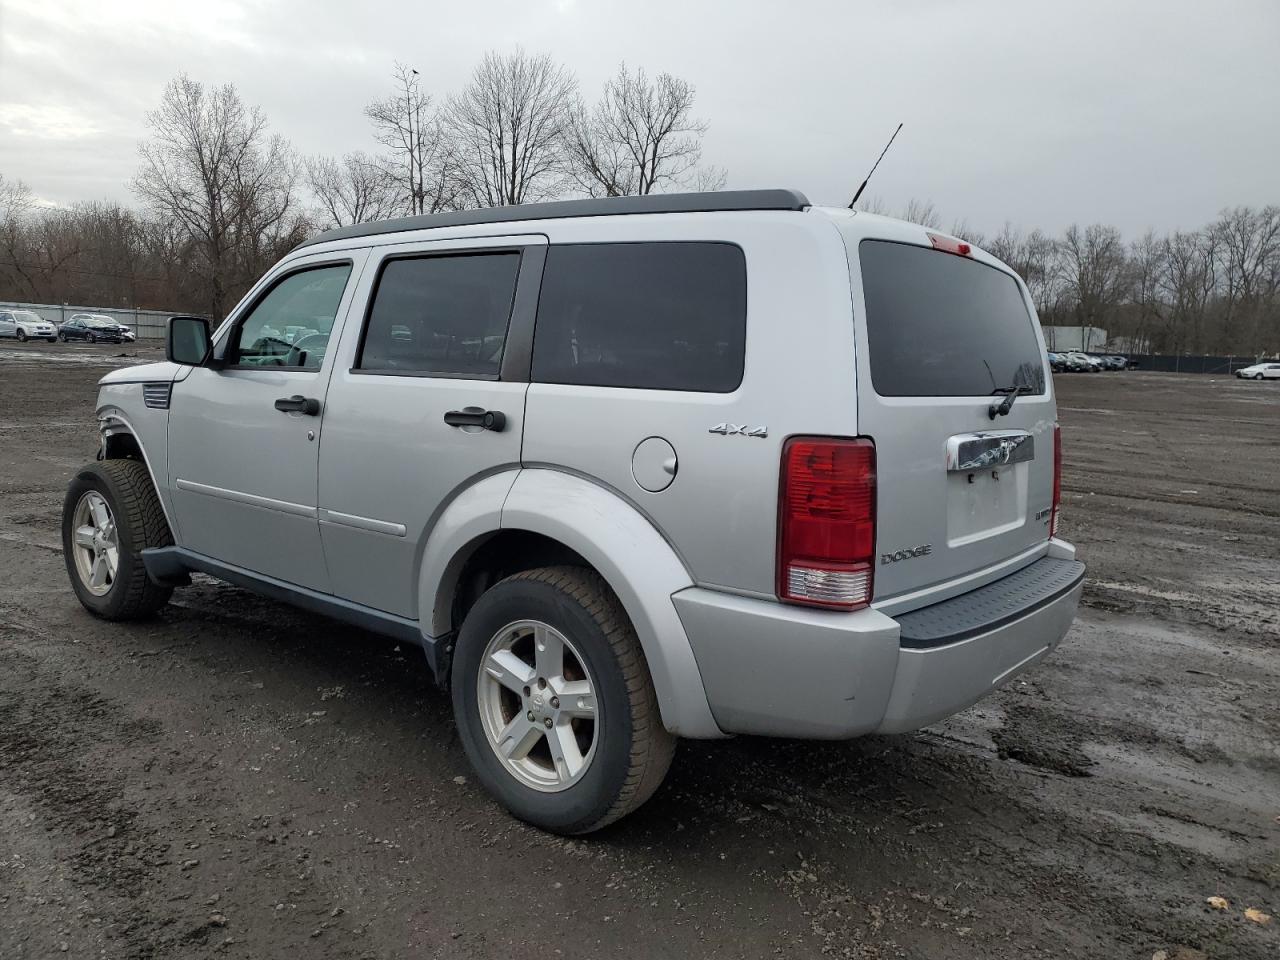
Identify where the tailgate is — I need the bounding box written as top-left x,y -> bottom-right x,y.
849,235 -> 1055,602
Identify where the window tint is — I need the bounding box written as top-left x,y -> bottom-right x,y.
232,264 -> 352,370
859,240 -> 1046,397
531,242 -> 747,392
357,253 -> 520,377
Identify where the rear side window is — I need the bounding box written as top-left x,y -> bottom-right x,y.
859,240 -> 1046,397
358,253 -> 520,377
532,242 -> 746,392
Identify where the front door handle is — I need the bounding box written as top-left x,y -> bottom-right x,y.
443,407 -> 506,432
274,395 -> 321,416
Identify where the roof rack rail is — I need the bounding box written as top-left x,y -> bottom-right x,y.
297,189 -> 810,249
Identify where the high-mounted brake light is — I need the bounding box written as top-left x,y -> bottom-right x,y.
777,438 -> 876,610
1050,424 -> 1062,538
927,232 -> 972,257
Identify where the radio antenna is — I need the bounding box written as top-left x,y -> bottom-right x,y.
848,122 -> 903,209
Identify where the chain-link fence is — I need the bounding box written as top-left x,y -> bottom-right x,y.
1124,354 -> 1270,374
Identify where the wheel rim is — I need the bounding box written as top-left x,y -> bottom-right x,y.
71,491 -> 119,597
476,619 -> 599,792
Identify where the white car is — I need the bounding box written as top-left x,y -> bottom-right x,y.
0,309 -> 59,342
1236,361 -> 1280,380
1065,351 -> 1103,371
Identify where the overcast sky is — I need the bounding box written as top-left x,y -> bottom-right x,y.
1,0 -> 1276,237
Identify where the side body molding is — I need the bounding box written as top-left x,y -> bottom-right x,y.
499,469 -> 725,739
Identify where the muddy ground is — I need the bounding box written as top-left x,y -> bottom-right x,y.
1,342 -> 1276,959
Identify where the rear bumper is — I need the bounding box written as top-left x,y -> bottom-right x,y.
673,545 -> 1084,739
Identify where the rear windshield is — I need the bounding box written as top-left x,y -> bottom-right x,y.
859,240 -> 1046,397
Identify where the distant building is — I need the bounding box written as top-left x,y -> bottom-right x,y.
1042,325 -> 1107,352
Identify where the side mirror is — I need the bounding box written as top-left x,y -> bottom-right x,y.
167,316 -> 211,366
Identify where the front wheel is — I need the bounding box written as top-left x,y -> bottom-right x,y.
58,331 -> 68,342
62,459 -> 174,620
1256,373 -> 1265,380
46,336 -> 57,343
15,329 -> 27,342
87,333 -> 97,343
452,566 -> 675,834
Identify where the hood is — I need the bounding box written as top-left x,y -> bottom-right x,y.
98,361 -> 183,386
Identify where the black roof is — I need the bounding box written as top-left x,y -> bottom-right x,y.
297,189 -> 811,249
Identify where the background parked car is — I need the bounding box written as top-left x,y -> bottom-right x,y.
1047,351 -> 1068,372
0,309 -> 58,342
59,316 -> 128,343
1235,361 -> 1280,380
1064,351 -> 1101,371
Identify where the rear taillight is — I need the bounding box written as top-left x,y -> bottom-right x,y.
1050,424 -> 1062,538
777,437 -> 876,610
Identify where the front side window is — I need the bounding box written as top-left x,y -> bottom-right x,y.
231,263 -> 352,370
531,242 -> 747,392
357,252 -> 520,377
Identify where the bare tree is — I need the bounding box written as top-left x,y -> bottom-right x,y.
307,152 -> 401,227
900,198 -> 941,228
569,64 -> 722,196
1058,224 -> 1129,338
133,74 -> 307,319
364,63 -> 458,216
1212,205 -> 1280,354
1158,229 -> 1217,353
0,174 -> 39,297
444,49 -> 577,207
1124,230 -> 1163,353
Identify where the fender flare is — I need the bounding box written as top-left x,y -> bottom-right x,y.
418,468 -> 725,739
95,407 -> 179,537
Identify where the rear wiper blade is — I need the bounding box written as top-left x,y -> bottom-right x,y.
988,384 -> 1031,419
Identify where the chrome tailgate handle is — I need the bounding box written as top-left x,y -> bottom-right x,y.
946,431 -> 1034,471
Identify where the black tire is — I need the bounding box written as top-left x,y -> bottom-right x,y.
62,459 -> 174,620
58,331 -> 67,342
1256,373 -> 1264,380
46,337 -> 57,343
452,566 -> 675,834
87,333 -> 97,343
15,329 -> 26,342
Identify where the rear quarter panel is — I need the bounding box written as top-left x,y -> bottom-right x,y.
521,211 -> 860,598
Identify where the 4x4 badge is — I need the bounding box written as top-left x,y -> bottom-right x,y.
708,423 -> 768,438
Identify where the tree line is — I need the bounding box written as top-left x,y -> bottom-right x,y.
0,48 -> 1276,356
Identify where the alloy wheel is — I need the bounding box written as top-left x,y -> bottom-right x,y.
71,490 -> 119,596
476,619 -> 599,792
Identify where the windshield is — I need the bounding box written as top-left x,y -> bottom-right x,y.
13,311 -> 43,323
859,240 -> 1046,398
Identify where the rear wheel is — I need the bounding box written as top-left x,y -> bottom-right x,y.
62,459 -> 173,620
452,566 -> 675,834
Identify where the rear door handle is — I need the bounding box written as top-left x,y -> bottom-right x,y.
443,407 -> 506,432
274,395 -> 321,416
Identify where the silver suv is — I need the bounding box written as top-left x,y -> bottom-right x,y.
61,190 -> 1083,833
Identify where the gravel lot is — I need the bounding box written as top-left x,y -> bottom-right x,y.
1,342 -> 1277,960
